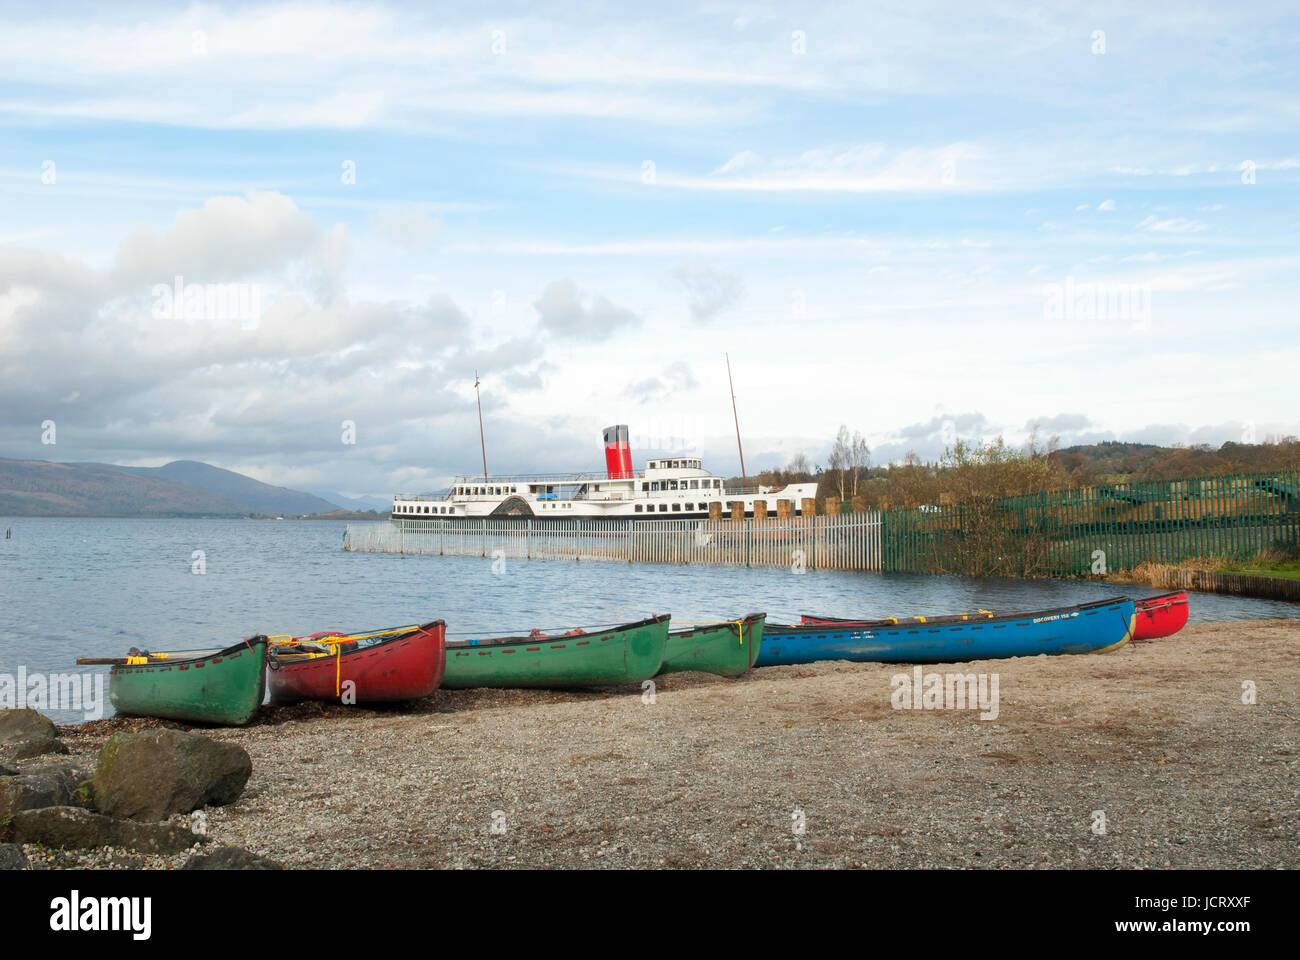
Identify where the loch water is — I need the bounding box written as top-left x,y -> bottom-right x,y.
1,517 -> 1294,722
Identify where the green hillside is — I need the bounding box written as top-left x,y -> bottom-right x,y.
0,459 -> 253,517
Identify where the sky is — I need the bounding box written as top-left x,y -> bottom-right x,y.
0,1 -> 1297,499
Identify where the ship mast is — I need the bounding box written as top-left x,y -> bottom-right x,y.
726,353 -> 747,488
475,371 -> 488,481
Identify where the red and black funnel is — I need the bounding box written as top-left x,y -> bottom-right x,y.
603,425 -> 633,479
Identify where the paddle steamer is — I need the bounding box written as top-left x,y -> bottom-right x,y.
392,425 -> 817,520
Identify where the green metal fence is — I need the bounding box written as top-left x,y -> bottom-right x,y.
881,469 -> 1300,576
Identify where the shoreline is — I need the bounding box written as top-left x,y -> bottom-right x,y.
30,617 -> 1300,870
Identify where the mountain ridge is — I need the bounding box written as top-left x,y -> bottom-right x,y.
0,457 -> 352,517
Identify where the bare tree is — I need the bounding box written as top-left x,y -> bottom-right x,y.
850,431 -> 871,497
787,451 -> 811,476
830,425 -> 851,498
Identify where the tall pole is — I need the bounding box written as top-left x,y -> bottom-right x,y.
475,371 -> 488,481
726,353 -> 747,488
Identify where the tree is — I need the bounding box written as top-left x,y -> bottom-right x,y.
829,425 -> 851,498
850,431 -> 870,497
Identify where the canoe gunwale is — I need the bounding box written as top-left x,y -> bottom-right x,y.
785,596 -> 1134,633
268,619 -> 447,667
447,613 -> 670,649
669,612 -> 766,639
109,635 -> 270,675
1136,591 -> 1189,610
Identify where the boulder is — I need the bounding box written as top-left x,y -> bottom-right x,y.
0,843 -> 29,870
0,763 -> 93,820
93,729 -> 252,822
181,846 -> 283,870
11,806 -> 206,854
0,708 -> 67,761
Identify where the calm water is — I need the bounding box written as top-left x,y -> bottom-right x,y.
2,517 -> 1295,721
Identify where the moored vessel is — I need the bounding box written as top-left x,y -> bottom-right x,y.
393,426 -> 817,521
80,636 -> 269,726
267,621 -> 447,703
759,598 -> 1136,666
442,614 -> 670,688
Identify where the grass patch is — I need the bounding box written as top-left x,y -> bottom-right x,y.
1222,558 -> 1300,580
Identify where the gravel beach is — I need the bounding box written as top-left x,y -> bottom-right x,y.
44,618 -> 1300,870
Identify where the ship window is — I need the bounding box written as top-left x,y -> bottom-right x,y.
634,505 -> 642,513
689,480 -> 698,489
669,480 -> 678,490
672,503 -> 681,511
641,482 -> 649,492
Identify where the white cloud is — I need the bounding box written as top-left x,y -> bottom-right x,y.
1136,215 -> 1209,233
533,278 -> 639,339
672,265 -> 745,323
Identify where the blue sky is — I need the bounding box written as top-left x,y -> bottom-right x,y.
1,2 -> 1297,497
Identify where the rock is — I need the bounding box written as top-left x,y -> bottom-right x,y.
0,763 -> 93,820
0,763 -> 18,777
12,806 -> 207,854
0,843 -> 29,870
93,729 -> 252,821
181,846 -> 283,870
0,708 -> 67,761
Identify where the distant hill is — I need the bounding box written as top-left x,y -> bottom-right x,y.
0,459 -> 253,517
1049,439 -> 1300,482
114,460 -> 341,515
0,457 -> 347,517
297,488 -> 392,512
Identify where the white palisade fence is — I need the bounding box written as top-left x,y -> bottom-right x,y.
343,513 -> 883,571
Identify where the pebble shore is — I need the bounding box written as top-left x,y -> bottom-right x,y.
42,618 -> 1300,869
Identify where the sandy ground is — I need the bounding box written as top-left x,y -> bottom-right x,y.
44,618 -> 1300,870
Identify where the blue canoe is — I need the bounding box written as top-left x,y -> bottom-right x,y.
756,597 -> 1136,666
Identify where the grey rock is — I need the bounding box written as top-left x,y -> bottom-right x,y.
12,806 -> 207,854
0,708 -> 66,761
181,846 -> 283,870
0,843 -> 29,870
0,763 -> 93,820
93,729 -> 252,822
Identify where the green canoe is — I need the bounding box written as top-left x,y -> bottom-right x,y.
659,613 -> 765,677
442,615 -> 670,689
103,636 -> 268,726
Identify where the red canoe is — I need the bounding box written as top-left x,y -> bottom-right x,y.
1133,592 -> 1189,640
267,620 -> 446,704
